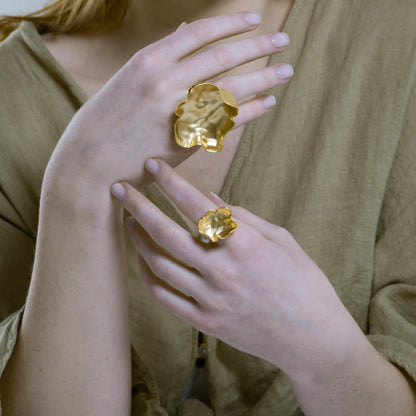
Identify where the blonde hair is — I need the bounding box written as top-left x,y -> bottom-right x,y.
0,0 -> 131,41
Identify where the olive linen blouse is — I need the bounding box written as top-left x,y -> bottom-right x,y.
1,1 -> 416,415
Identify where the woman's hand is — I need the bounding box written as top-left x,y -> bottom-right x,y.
45,12 -> 293,198
111,158 -> 369,384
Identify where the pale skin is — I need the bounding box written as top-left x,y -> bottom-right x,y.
0,1 -> 295,414
0,1 -> 415,416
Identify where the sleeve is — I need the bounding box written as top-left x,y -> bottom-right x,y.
0,190 -> 35,397
0,188 -> 34,319
367,81 -> 416,385
0,307 -> 24,379
131,346 -> 169,416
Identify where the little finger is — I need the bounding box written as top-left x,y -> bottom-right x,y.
126,217 -> 206,300
233,95 -> 277,128
137,254 -> 203,327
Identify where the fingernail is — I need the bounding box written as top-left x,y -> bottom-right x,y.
271,32 -> 290,48
209,191 -> 226,205
176,21 -> 187,31
125,216 -> 136,233
111,183 -> 125,201
277,64 -> 294,79
245,13 -> 261,26
263,95 -> 276,109
145,158 -> 159,175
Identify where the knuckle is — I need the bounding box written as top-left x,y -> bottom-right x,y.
208,262 -> 237,292
125,198 -> 141,220
217,77 -> 237,95
212,45 -> 233,68
228,230 -> 258,258
275,226 -> 293,244
131,49 -> 157,71
154,224 -> 181,248
253,35 -> 269,55
152,75 -> 172,96
199,315 -> 219,335
187,198 -> 209,219
130,51 -> 173,94
129,53 -> 161,96
229,205 -> 245,217
151,285 -> 167,306
264,67 -> 279,86
238,103 -> 256,123
150,255 -> 168,278
187,19 -> 211,43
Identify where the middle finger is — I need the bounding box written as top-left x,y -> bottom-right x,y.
177,31 -> 289,86
144,159 -> 252,246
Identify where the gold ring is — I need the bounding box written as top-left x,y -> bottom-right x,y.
197,207 -> 237,243
174,83 -> 239,153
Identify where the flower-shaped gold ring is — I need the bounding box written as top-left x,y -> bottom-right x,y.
197,207 -> 237,244
174,83 -> 239,153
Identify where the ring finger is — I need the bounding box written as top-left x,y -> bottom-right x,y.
216,63 -> 293,101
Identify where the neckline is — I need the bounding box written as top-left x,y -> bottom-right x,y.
15,1 -> 310,203
18,20 -> 89,105
15,1 -> 305,111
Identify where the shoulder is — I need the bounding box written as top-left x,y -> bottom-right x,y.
0,22 -> 53,130
0,22 -> 82,236
0,21 -> 83,158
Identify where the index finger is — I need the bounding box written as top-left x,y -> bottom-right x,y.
148,12 -> 262,61
145,158 -> 223,225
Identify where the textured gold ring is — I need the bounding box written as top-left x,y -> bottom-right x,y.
197,207 -> 237,244
174,83 -> 239,153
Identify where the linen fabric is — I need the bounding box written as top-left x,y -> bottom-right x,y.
1,0 -> 416,414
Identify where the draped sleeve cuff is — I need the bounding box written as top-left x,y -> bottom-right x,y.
368,334 -> 416,385
0,306 -> 24,379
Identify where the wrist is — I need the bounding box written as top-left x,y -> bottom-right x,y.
288,324 -> 374,387
41,154 -> 122,228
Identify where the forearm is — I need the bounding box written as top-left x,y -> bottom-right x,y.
290,335 -> 416,416
0,172 -> 131,415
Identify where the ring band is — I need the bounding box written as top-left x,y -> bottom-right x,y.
197,207 -> 237,243
174,83 -> 239,153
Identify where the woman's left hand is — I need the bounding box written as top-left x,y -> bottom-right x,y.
111,159 -> 368,383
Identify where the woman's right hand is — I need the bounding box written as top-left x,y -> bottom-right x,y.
44,12 -> 292,196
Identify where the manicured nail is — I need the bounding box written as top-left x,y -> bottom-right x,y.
271,32 -> 290,48
263,95 -> 276,109
111,183 -> 125,201
145,158 -> 159,175
209,191 -> 226,205
125,216 -> 136,233
176,21 -> 187,31
277,64 -> 294,79
245,13 -> 261,26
